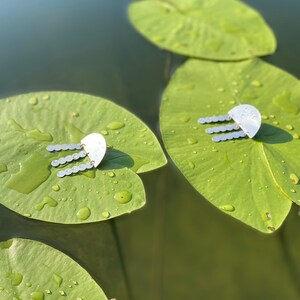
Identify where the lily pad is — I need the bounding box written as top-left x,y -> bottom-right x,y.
0,238 -> 107,299
0,92 -> 166,223
160,58 -> 300,233
128,0 -> 276,61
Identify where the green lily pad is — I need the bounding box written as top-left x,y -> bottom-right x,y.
128,0 -> 276,61
0,92 -> 166,223
160,58 -> 300,233
0,238 -> 107,299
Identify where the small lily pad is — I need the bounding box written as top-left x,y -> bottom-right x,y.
128,0 -> 276,61
160,58 -> 300,233
0,238 -> 107,299
0,92 -> 166,223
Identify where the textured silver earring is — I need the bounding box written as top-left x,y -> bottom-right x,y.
46,133 -> 106,178
198,104 -> 261,142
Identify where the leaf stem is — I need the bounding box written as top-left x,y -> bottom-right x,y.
110,219 -> 134,300
278,225 -> 300,296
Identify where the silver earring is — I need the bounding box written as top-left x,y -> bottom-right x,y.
198,104 -> 261,142
46,133 -> 106,178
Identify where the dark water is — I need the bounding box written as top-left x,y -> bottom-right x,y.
0,0 -> 300,299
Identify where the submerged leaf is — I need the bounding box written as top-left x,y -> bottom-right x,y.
160,58 -> 300,233
128,0 -> 276,60
0,238 -> 107,299
0,92 -> 166,223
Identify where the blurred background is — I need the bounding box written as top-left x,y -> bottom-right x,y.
0,0 -> 300,299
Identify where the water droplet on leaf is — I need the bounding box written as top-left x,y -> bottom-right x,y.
76,207 -> 91,220
114,191 -> 132,204
107,122 -> 125,130
219,205 -> 235,212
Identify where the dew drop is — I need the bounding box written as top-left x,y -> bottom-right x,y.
152,36 -> 164,43
219,205 -> 235,212
217,88 -> 225,92
101,130 -> 108,135
45,290 -> 52,294
188,162 -> 195,169
107,122 -> 125,130
290,189 -> 296,193
76,207 -> 91,220
5,153 -> 51,194
0,287 -> 3,291
272,121 -> 279,125
35,196 -> 58,211
251,80 -> 262,87
286,124 -> 294,131
26,282 -> 32,287
30,292 -> 44,300
293,133 -> 300,140
70,111 -> 79,118
266,212 -> 272,220
0,240 -> 13,249
102,211 -> 110,219
107,171 -> 115,177
9,273 -> 23,286
290,173 -> 299,185
26,129 -> 53,141
114,190 -> 132,204
261,115 -> 268,120
42,95 -> 50,100
52,185 -> 60,192
187,138 -> 198,145
28,97 -> 38,105
53,273 -> 63,286
59,290 -> 66,296
24,213 -> 32,217
180,116 -> 191,123
0,163 -> 7,173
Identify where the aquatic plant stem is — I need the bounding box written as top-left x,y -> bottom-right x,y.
278,224 -> 300,296
110,219 -> 134,300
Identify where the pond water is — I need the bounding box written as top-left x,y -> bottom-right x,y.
0,0 -> 300,299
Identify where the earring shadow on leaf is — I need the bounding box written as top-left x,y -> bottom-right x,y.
254,124 -> 293,144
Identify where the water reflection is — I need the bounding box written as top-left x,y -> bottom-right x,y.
0,0 -> 299,299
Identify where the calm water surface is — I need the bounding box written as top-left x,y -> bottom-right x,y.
0,1 -> 299,299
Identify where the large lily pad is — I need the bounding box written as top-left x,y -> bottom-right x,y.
0,92 -> 167,223
128,0 -> 276,61
0,238 -> 107,299
160,58 -> 300,233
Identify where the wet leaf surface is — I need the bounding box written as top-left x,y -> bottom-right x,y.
160,58 -> 300,232
0,238 -> 107,299
0,92 -> 166,223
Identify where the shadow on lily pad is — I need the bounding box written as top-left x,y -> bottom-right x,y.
254,124 -> 293,144
101,148 -> 134,170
